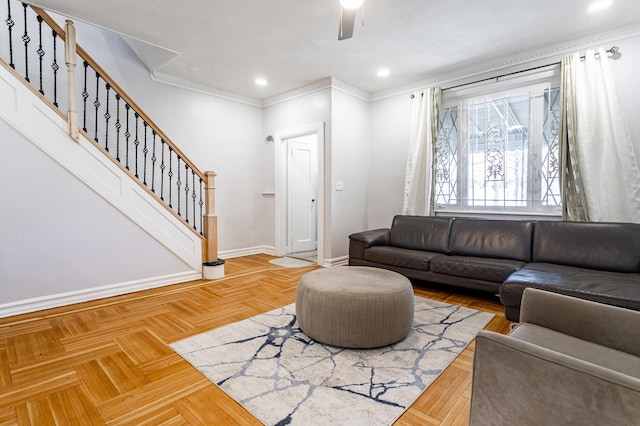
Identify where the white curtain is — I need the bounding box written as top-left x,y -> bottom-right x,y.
561,47 -> 640,223
402,87 -> 441,216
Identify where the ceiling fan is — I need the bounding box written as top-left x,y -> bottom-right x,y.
338,0 -> 363,40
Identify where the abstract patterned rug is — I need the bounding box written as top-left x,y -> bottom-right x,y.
170,297 -> 494,425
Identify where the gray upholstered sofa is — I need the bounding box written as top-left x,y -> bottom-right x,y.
470,288 -> 640,425
348,215 -> 640,321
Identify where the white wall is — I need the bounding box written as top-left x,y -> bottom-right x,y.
330,88 -> 370,259
260,84 -> 370,262
0,117 -> 192,307
65,20 -> 640,256
368,93 -> 413,230
607,34 -> 640,159
71,21 -> 265,254
3,11 -> 638,319
262,88 -> 332,258
366,33 -> 640,230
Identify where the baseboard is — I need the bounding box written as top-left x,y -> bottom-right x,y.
0,270 -> 201,319
218,246 -> 346,268
219,246 -> 347,268
323,255 -> 349,268
219,245 -> 275,259
0,251 -> 349,318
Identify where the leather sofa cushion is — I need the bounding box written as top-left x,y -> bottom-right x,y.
449,218 -> 533,262
533,221 -> 640,273
501,263 -> 640,311
430,255 -> 526,283
389,215 -> 453,253
364,246 -> 441,271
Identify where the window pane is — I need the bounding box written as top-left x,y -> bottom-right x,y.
435,107 -> 458,205
541,88 -> 561,207
435,80 -> 561,215
466,95 -> 530,208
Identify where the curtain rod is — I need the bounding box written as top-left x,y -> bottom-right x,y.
411,45 -> 620,97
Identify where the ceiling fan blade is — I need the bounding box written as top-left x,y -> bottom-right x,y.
338,7 -> 356,40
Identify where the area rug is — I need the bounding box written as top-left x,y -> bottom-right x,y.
268,257 -> 316,268
170,297 -> 494,426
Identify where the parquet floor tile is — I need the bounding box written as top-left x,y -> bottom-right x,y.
0,254 -> 511,424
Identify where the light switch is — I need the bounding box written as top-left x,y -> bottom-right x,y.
335,181 -> 344,191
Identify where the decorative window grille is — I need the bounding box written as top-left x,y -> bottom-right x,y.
434,70 -> 562,215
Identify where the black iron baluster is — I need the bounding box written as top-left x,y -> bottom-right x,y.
93,72 -> 100,142
142,121 -> 148,185
36,15 -> 44,94
184,164 -> 189,223
124,104 -> 130,169
81,61 -> 89,132
199,177 -> 204,234
51,30 -> 58,107
168,147 -> 173,208
21,3 -> 30,82
134,112 -> 140,178
160,140 -> 166,200
104,83 -> 111,151
115,94 -> 121,161
6,0 -> 15,69
151,130 -> 157,193
191,169 -> 197,229
176,156 -> 182,216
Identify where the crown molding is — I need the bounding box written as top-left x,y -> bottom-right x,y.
261,77 -> 371,107
261,78 -> 333,107
150,71 -> 263,107
370,25 -> 640,101
330,78 -> 371,102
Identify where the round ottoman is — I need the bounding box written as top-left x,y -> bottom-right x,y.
295,266 -> 414,348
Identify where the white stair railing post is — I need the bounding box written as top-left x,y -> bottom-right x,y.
64,19 -> 79,141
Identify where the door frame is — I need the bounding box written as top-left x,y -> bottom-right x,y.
274,122 -> 325,266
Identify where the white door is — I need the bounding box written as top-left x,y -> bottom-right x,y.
288,134 -> 317,253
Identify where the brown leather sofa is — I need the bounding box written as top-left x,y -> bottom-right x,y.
348,215 -> 640,321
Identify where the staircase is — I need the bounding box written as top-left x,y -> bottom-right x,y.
0,2 -> 222,316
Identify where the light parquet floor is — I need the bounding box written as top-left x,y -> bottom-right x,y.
0,254 -> 512,425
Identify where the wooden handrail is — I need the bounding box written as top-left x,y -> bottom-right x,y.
31,6 -> 205,182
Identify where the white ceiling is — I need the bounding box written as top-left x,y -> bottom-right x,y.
24,0 -> 640,102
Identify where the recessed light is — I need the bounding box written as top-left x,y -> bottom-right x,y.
255,78 -> 267,86
588,0 -> 613,12
340,0 -> 364,10
377,68 -> 390,78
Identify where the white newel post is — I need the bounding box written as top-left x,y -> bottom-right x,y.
203,171 -> 224,279
64,19 -> 79,141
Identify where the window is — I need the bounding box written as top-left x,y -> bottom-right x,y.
434,68 -> 562,215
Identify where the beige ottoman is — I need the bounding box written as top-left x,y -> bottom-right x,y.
295,266 -> 415,348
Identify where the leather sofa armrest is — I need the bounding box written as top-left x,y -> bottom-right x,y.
520,288 -> 640,357
470,330 -> 640,425
348,228 -> 389,260
349,228 -> 390,247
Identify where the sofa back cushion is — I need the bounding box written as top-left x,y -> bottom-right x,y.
532,221 -> 640,273
389,215 -> 453,253
449,218 -> 534,261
